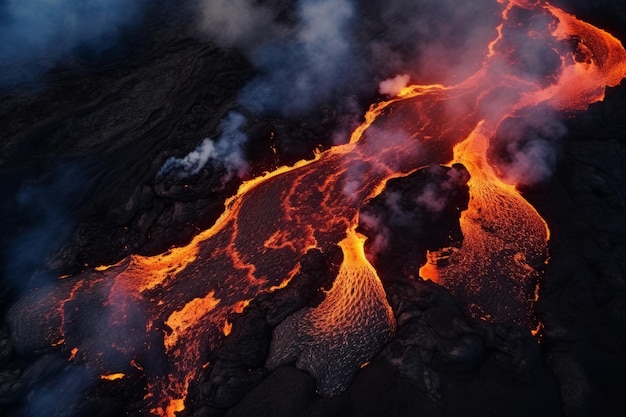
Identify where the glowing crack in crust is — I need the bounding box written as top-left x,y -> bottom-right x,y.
266,229 -> 395,396
6,2 -> 626,416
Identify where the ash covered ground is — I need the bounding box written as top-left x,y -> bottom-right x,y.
1,1 -> 626,416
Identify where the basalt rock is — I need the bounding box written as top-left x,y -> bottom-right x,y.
185,247 -> 340,414
1,2 -> 626,417
357,163 -> 470,282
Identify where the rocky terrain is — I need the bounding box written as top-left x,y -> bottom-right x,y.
1,1 -> 625,416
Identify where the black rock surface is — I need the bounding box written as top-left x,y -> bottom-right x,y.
1,1 -> 626,417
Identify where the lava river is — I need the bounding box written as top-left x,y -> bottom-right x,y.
7,1 -> 626,416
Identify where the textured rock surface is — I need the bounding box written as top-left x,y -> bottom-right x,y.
358,163 -> 470,280
185,247 -> 340,416
265,232 -> 395,397
1,1 -> 626,417
526,87 -> 626,417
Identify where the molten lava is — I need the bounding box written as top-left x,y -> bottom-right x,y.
436,123 -> 550,326
266,228 -> 395,396
7,1 -> 626,416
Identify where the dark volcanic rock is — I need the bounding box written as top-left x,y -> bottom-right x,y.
524,89 -> 626,417
224,366 -> 316,417
0,10 -> 252,289
1,1 -> 626,417
376,278 -> 562,417
358,164 -> 470,281
185,247 -> 340,415
226,275 -> 562,417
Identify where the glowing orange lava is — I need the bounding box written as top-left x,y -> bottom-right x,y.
7,1 -> 626,415
266,228 -> 395,396
100,373 -> 125,381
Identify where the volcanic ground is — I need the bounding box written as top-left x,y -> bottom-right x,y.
1,1 -> 626,417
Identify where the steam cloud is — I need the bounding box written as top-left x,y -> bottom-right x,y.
493,112 -> 566,186
194,0 -> 372,118
237,0 -> 359,116
0,0 -> 148,87
195,0 -> 284,49
379,74 -> 410,96
194,0 -> 502,117
157,112 -> 249,185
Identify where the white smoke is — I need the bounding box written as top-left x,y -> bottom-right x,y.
378,74 -> 410,96
157,112 -> 248,184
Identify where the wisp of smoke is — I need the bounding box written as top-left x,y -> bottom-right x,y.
492,112 -> 566,186
0,0 -> 147,87
195,0 -> 284,49
365,0 -> 500,84
157,112 -> 249,185
378,74 -> 410,96
238,0 -> 358,116
415,165 -> 471,212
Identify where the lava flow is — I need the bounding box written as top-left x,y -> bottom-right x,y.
266,228 -> 396,397
6,1 -> 626,416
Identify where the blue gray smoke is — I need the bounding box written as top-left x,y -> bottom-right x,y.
0,0 -> 147,87
157,112 -> 249,185
239,0 -> 358,116
1,164 -> 84,291
195,0 -> 361,117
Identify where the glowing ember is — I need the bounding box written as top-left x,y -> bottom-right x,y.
6,1 -> 626,415
100,373 -> 125,381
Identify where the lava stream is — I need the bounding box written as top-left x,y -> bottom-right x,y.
434,123 -> 549,326
6,1 -> 626,416
266,228 -> 395,397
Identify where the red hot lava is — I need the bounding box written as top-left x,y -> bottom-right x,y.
7,1 -> 626,415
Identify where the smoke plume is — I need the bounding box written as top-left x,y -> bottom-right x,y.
238,0 -> 359,116
195,0 -> 285,49
362,0 -> 500,84
157,112 -> 249,185
379,74 -> 410,96
491,111 -> 566,186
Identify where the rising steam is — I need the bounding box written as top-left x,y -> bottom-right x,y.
238,0 -> 358,116
492,113 -> 566,186
157,112 -> 248,185
195,0 -> 283,49
378,74 -> 410,96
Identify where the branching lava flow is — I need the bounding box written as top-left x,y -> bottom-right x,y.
6,1 -> 626,415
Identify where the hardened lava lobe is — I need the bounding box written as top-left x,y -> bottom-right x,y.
266,232 -> 395,397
